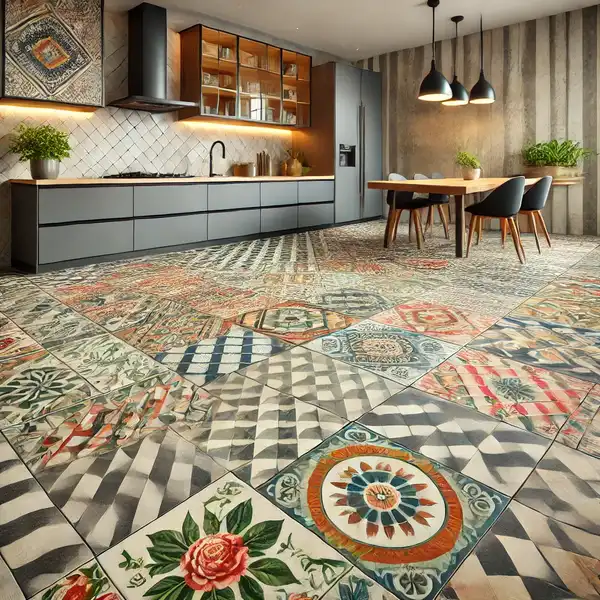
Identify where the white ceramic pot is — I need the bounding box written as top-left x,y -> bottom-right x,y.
462,167 -> 481,180
30,159 -> 60,179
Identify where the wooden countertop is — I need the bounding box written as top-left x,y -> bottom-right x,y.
10,175 -> 335,186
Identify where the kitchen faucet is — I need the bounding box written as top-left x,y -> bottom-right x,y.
209,140 -> 225,177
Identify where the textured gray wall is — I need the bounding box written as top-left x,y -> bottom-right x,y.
356,5 -> 600,236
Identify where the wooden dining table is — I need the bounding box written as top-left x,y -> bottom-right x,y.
367,177 -> 582,258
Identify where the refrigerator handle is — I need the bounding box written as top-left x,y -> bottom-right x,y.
357,104 -> 363,196
361,103 -> 366,193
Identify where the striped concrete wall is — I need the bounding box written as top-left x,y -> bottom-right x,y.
356,6 -> 600,236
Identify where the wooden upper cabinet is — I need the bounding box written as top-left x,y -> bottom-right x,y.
179,25 -> 311,128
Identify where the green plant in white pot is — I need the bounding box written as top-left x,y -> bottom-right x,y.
522,139 -> 593,178
9,123 -> 71,180
456,151 -> 481,180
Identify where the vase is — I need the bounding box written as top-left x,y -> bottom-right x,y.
287,157 -> 302,177
462,167 -> 481,180
30,159 -> 60,180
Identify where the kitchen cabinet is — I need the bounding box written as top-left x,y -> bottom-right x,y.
261,206 -> 298,232
260,182 -> 298,206
208,209 -> 261,239
134,184 -> 207,216
298,204 -> 334,228
298,181 -> 334,204
134,214 -> 208,250
208,183 -> 260,211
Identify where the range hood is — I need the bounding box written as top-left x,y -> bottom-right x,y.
109,3 -> 198,113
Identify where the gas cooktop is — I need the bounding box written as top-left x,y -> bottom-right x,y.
102,171 -> 195,179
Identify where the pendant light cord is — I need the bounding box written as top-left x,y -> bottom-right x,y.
454,20 -> 458,77
480,14 -> 484,74
432,3 -> 436,64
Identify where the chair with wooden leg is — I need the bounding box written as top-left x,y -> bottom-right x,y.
464,177 -> 527,263
414,173 -> 450,240
519,176 -> 553,253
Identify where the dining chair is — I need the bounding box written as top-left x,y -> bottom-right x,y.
516,176 -> 553,253
465,176 -> 527,263
414,173 -> 450,239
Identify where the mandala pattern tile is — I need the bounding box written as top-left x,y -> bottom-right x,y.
234,301 -> 358,343
415,348 -> 593,438
98,475 -> 351,600
516,442 -> 600,534
359,388 -> 550,495
468,316 -> 600,383
261,424 -> 508,600
556,386 -> 600,458
3,372 -> 195,473
155,325 -> 291,386
440,501 -> 600,600
512,296 -> 600,330
172,373 -> 346,486
52,333 -> 168,393
241,346 -> 404,420
306,319 -> 459,385
309,288 -> 397,318
371,301 -> 496,345
0,438 -> 92,598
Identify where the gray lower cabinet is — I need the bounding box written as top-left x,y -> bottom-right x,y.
298,181 -> 335,204
134,185 -> 207,216
260,182 -> 298,207
39,221 -> 133,264
261,206 -> 298,233
208,183 -> 260,211
134,214 -> 208,250
208,209 -> 261,240
298,204 -> 334,227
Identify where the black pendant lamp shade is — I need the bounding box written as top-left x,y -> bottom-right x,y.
443,16 -> 469,106
418,0 -> 452,102
470,15 -> 496,104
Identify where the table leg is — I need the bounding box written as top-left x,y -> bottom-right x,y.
454,195 -> 466,257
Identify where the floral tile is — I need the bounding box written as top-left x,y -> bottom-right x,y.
240,346 -> 404,420
233,301 -> 359,344
3,372 -> 195,473
155,325 -> 291,386
0,321 -> 46,367
51,333 -> 168,393
511,296 -> 600,331
515,442 -> 600,534
305,319 -> 460,386
439,501 -> 600,600
31,560 -> 124,600
468,316 -> 600,383
260,423 -> 508,600
171,372 -> 346,487
538,276 -> 600,303
98,475 -> 352,600
320,568 -> 392,600
556,386 -> 600,458
82,293 -> 168,331
415,348 -> 593,438
187,287 -> 278,319
0,286 -> 54,320
60,289 -> 147,313
371,301 -> 497,345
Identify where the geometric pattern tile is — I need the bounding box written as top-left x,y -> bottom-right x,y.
171,373 -> 347,487
36,429 -> 226,553
440,501 -> 600,600
155,325 -> 291,386
260,423 -> 509,600
0,555 -> 24,600
515,442 -> 600,535
308,288 -> 397,318
187,286 -> 278,319
359,388 -> 550,495
305,319 -> 460,385
415,348 -> 593,438
556,386 -> 600,458
240,346 -> 404,420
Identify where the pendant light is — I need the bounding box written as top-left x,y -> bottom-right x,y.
469,15 -> 496,104
418,0 -> 452,102
442,16 -> 469,106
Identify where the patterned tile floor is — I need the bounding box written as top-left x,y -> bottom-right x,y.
1,221 -> 600,600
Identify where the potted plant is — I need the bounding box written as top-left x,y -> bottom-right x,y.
9,123 -> 71,179
522,139 -> 593,178
456,151 -> 482,180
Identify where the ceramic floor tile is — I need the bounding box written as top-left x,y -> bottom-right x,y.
155,325 -> 291,386
51,333 -> 168,393
82,293 -> 168,331
538,276 -> 600,303
3,372 -> 195,473
0,438 -> 92,598
171,372 -> 346,486
240,346 -> 404,420
305,319 -> 460,385
512,296 -> 600,331
98,474 -> 352,600
187,286 -> 278,319
260,423 -> 508,600
439,501 -> 600,600
359,388 -> 550,495
305,288 -> 398,318
0,555 -> 24,600
468,316 -> 600,383
320,568 -> 393,600
556,386 -> 600,459
233,300 -> 359,344
0,322 -> 46,367
515,442 -> 600,534
415,347 -> 593,438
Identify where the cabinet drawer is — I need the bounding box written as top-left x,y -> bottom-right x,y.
134,214 -> 208,250
208,183 -> 260,211
39,186 -> 133,224
260,182 -> 298,207
134,185 -> 207,216
261,206 -> 298,233
298,181 -> 334,204
298,203 -> 334,228
39,221 -> 133,264
208,209 -> 260,240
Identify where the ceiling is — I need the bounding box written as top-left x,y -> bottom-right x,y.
105,0 -> 599,60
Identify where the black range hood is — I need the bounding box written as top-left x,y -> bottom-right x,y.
109,3 -> 198,113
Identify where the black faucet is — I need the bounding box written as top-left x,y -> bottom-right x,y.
209,140 -> 225,177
